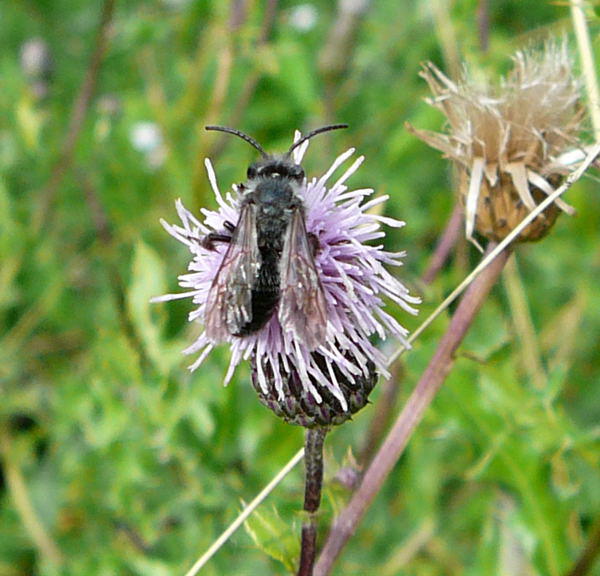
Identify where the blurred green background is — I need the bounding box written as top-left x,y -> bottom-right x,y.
1,1 -> 599,575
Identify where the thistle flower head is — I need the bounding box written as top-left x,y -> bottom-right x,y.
154,131 -> 419,421
408,42 -> 584,245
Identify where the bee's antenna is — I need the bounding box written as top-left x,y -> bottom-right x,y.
205,125 -> 268,157
286,123 -> 348,157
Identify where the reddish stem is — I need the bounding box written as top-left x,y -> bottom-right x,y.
566,516 -> 600,576
422,203 -> 463,285
314,243 -> 511,575
297,427 -> 327,576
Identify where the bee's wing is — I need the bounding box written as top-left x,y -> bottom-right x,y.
278,207 -> 328,349
205,202 -> 260,340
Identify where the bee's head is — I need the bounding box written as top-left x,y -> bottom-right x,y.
205,124 -> 348,181
246,158 -> 305,182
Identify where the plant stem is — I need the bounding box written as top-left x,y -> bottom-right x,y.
314,243 -> 511,575
570,0 -> 600,139
476,0 -> 490,52
430,0 -> 461,77
33,0 -> 116,234
184,448 -> 305,576
502,254 -> 546,389
0,428 -> 63,565
319,0 -> 370,124
360,360 -> 404,465
566,516 -> 600,576
298,427 -> 327,576
210,0 -> 279,159
422,203 -> 463,285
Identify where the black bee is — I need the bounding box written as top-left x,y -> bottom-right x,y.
202,124 -> 348,350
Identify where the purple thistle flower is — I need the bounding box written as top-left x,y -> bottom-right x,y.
154,132 -> 419,412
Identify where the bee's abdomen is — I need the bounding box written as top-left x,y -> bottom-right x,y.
236,288 -> 279,334
235,251 -> 280,335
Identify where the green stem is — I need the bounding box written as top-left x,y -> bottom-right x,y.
0,428 -> 63,565
503,255 -> 546,390
566,516 -> 600,576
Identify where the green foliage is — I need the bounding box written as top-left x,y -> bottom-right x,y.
244,504 -> 299,572
1,1 -> 599,575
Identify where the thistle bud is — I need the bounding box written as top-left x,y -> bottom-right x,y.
251,353 -> 377,428
408,42 -> 584,245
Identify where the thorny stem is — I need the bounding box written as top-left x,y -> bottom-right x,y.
33,0 -> 116,234
297,427 -> 327,576
314,243 -> 511,576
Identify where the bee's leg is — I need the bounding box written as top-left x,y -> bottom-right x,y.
307,233 -> 320,257
201,231 -> 232,251
198,220 -> 237,250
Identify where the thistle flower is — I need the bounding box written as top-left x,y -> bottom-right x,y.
154,132 -> 419,423
408,42 -> 584,245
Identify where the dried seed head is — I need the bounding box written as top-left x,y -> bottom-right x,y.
408,42 -> 584,245
457,169 -> 563,242
251,352 -> 377,428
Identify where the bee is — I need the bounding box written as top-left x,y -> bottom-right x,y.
202,124 -> 348,350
